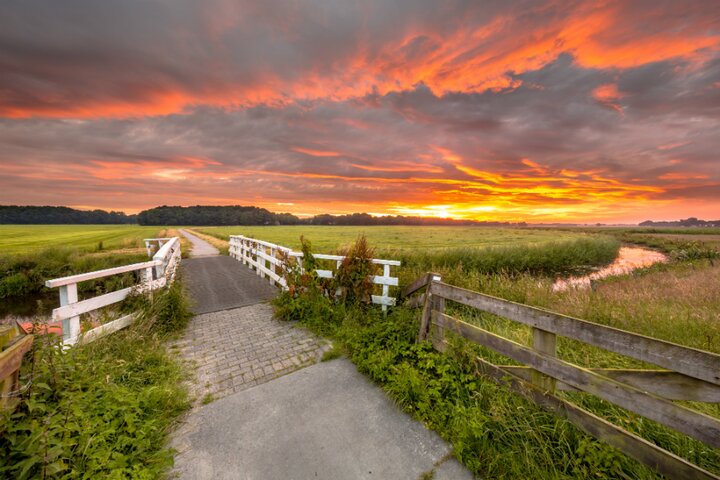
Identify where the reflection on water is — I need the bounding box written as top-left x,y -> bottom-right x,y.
0,293 -> 55,326
553,247 -> 667,291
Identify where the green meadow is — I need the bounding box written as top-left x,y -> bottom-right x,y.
196,225 -> 587,251
0,225 -> 163,254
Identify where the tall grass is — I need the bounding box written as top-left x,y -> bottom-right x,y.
393,236 -> 620,286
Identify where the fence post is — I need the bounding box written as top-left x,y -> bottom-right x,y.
531,327 -> 557,393
58,283 -> 80,345
431,275 -> 445,351
269,247 -> 276,285
418,274 -> 441,342
381,264 -> 391,313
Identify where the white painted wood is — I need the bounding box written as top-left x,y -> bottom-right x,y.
46,260 -> 160,288
371,295 -> 396,306
59,284 -> 80,344
53,287 -> 135,321
46,237 -> 183,346
79,314 -> 134,345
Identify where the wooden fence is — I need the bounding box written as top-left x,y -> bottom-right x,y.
403,273 -> 720,480
45,237 -> 182,346
229,235 -> 400,310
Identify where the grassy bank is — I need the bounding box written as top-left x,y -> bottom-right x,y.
273,237 -> 719,479
0,279 -> 193,479
0,247 -> 149,302
397,236 -> 620,278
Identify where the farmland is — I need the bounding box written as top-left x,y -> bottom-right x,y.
0,224 -> 163,254
196,225 -> 589,252
258,226 -> 720,478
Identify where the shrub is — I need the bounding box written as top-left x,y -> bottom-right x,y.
335,235 -> 377,306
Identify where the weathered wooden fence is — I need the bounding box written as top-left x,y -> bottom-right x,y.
229,235 -> 400,310
0,324 -> 33,409
404,273 -> 720,480
45,237 -> 182,346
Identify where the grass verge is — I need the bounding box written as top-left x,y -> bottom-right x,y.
0,279 -> 192,479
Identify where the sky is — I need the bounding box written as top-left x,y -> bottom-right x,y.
0,0 -> 718,223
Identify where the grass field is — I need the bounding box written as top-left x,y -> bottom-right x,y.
196,225 -> 590,252
0,225 -> 164,254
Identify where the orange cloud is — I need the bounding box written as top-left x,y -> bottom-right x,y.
593,83 -> 625,112
2,1 -> 717,118
291,147 -> 343,157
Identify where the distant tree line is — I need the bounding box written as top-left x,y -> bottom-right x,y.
137,205 -> 302,226
307,212 -> 527,227
639,217 -> 720,227
0,206 -> 136,224
137,206 -> 528,226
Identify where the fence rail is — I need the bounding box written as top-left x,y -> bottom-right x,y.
404,273 -> 720,480
229,235 -> 400,309
45,237 -> 182,345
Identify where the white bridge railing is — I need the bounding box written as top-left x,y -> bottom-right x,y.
229,235 -> 400,310
45,237 -> 182,345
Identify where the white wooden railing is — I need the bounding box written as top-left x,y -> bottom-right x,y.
45,237 -> 182,345
229,235 -> 400,310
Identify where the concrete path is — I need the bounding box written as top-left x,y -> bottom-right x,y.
171,358 -> 474,480
181,256 -> 277,314
180,228 -> 220,257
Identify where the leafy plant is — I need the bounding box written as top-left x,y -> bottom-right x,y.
0,329 -> 189,479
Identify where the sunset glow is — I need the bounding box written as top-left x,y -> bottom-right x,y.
1,0 -> 719,223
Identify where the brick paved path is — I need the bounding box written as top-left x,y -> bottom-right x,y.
171,303 -> 330,403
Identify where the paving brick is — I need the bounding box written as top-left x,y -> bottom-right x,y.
171,302 -> 330,405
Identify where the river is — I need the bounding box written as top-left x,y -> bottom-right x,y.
553,246 -> 667,291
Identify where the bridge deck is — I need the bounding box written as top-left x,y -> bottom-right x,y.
181,256 -> 277,314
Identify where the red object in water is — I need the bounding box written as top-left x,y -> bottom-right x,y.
18,321 -> 64,336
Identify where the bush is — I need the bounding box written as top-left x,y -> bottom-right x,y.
335,235 -> 377,306
122,276 -> 193,336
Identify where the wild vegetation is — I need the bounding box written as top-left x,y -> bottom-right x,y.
272,233 -> 720,479
0,279 -> 193,479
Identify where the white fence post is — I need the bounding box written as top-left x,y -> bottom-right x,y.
58,283 -> 80,345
